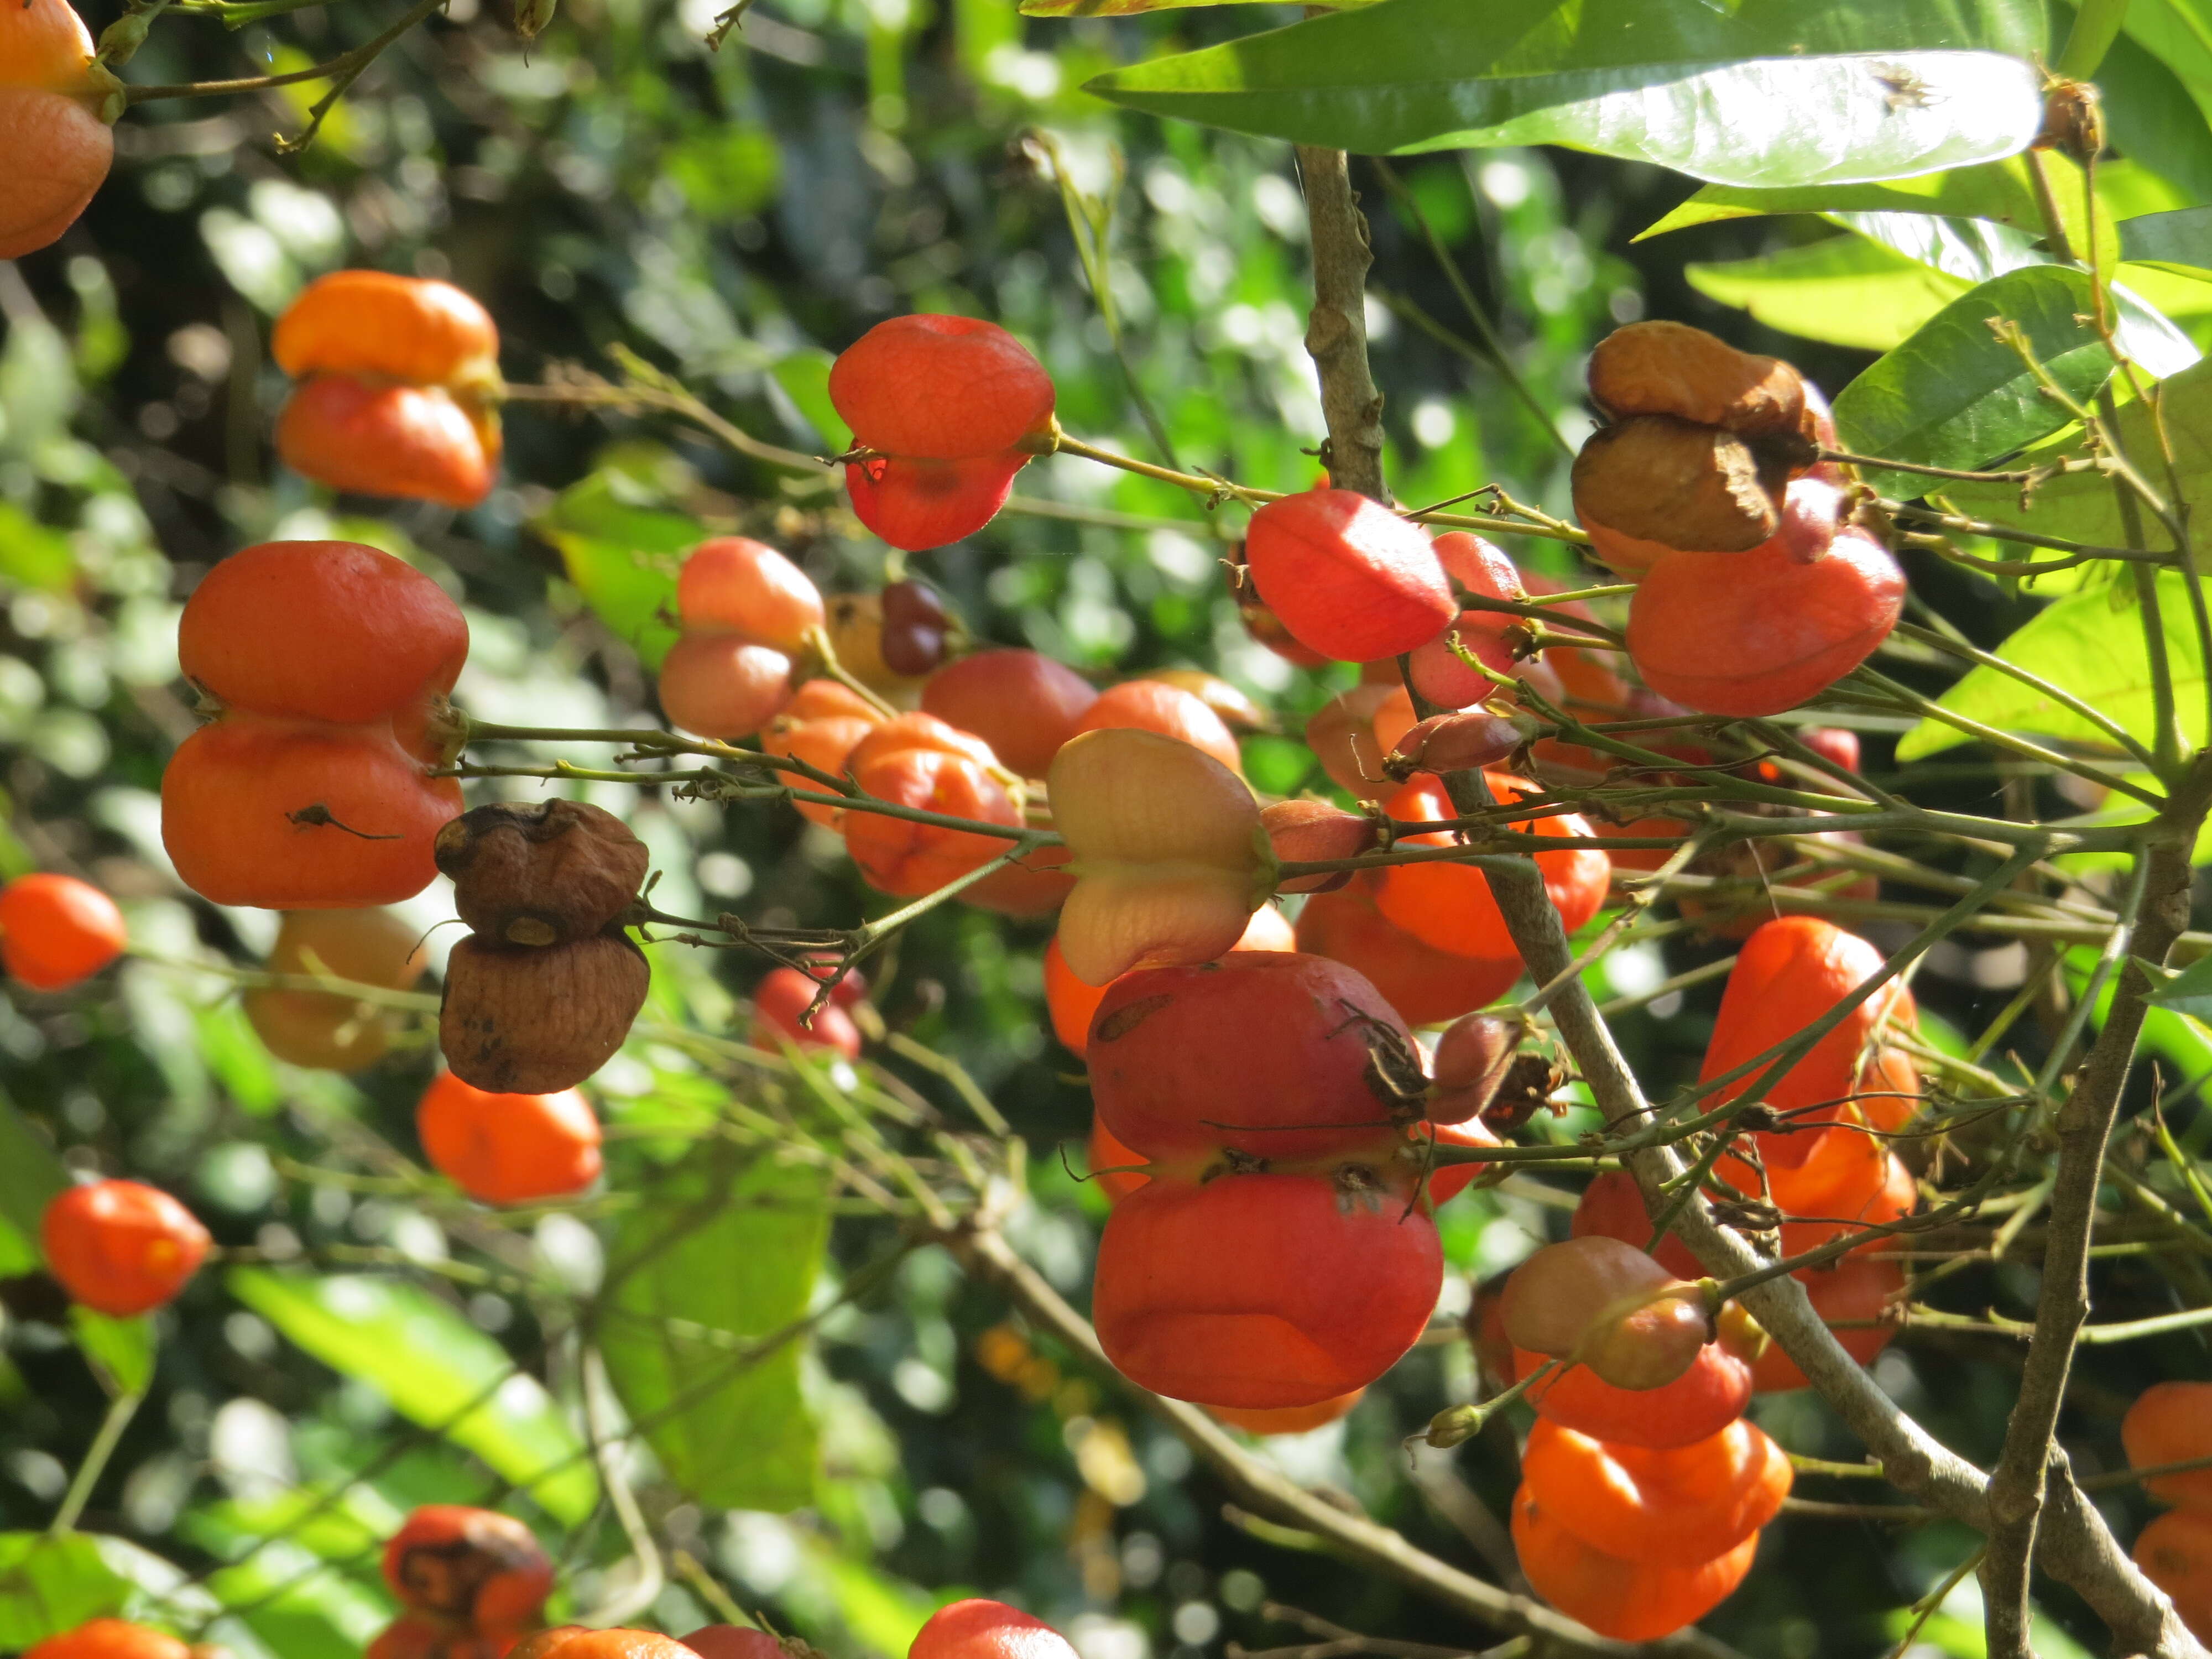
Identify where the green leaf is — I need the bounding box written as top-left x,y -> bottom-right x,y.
1939,357 -> 2212,550
1085,0 -> 2049,187
2120,207 -> 2212,279
532,472 -> 701,671
1640,155 -> 2054,243
770,349 -> 843,449
0,1532 -> 128,1648
229,1269 -> 600,1524
599,1150 -> 828,1512
0,500 -> 76,593
2088,9 -> 2212,206
1686,236 -> 1969,351
1895,571 -> 2209,759
1024,0 -> 1376,12
69,1308 -> 157,1396
1830,265 -> 2116,496
2145,953 -> 2212,1018
200,1541 -> 392,1659
0,1091 -> 70,1278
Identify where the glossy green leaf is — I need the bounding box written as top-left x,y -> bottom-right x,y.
1086,0 -> 2048,186
1939,357 -> 2212,550
1830,265 -> 2116,496
770,349 -> 842,448
229,1269 -> 599,1524
69,1308 -> 157,1396
200,1540 -> 391,1659
0,1091 -> 70,1277
2145,952 -> 2212,1018
1896,571 -> 2209,759
599,1150 -> 828,1512
2086,10 -> 2212,206
1025,0 -> 1374,12
1640,156 -> 2053,243
533,472 -> 700,672
0,1533 -> 127,1648
1686,236 -> 1968,350
2120,206 -> 2212,279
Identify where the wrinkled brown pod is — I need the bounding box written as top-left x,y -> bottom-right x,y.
434,799 -> 649,946
1571,415 -> 1786,556
440,927 -> 648,1092
1588,320 -> 1808,440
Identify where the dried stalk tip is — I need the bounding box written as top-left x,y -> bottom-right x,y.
1571,416 -> 1783,555
435,799 -> 650,947
440,927 -> 650,1093
1588,320 -> 1808,441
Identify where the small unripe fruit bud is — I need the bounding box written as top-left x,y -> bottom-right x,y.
1386,711 -> 1523,780
1500,1237 -> 1710,1392
1427,1013 -> 1519,1124
1260,799 -> 1377,893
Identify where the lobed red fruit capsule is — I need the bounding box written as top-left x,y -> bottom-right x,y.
1513,1333 -> 1751,1449
922,650 -> 1097,779
1044,907 -> 1292,1056
1293,877 -> 1520,1027
1242,491 -> 1455,662
1086,952 -> 1416,1168
1626,516 -> 1903,718
910,1600 -> 1079,1659
1501,1237 -> 1710,1391
42,1179 -> 211,1316
1511,1483 -> 1757,1641
275,377 -> 500,510
510,1634 -> 696,1659
383,1505 -> 555,1632
364,1616 -> 514,1659
415,1072 -> 603,1206
1407,610 -> 1522,709
675,537 -> 825,652
680,1631 -> 785,1659
656,634 -> 795,739
274,272 -> 499,390
2125,1382 -> 2212,1508
2135,1508 -> 2212,1639
1209,1389 -> 1364,1437
0,873 -> 127,990
828,316 -> 1055,461
1520,1416 -> 1791,1566
1086,1112 -> 1150,1204
1571,1171 -> 1699,1278
1374,775 -> 1609,961
1070,680 -> 1243,775
24,1621 -> 191,1659
843,748 -> 1019,896
1093,1168 -> 1442,1409
1748,1252 -> 1903,1392
750,964 -> 864,1060
0,0 -> 114,263
1304,684 -> 1402,801
1412,1116 -> 1500,1206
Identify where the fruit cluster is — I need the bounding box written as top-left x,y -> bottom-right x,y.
274,273 -> 505,509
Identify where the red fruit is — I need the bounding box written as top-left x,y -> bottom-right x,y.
910,1600 -> 1078,1659
680,1631 -> 785,1659
2125,1382 -> 2212,1508
1209,1389 -> 1363,1436
1243,491 -> 1455,661
0,0 -> 113,263
846,711 -> 1000,774
1749,1252 -> 1903,1392
1571,1171 -> 1699,1279
657,634 -> 795,739
179,540 -> 468,726
1305,684 -> 1402,801
382,1504 -> 554,1631
2135,1508 -> 2212,1639
1094,1169 -> 1441,1408
843,748 -> 1019,895
922,650 -> 1097,779
675,537 -> 824,652
415,1072 -> 602,1206
828,316 -> 1055,460
1293,877 -> 1520,1027
750,965 -> 864,1060
1044,907 -> 1293,1056
1700,916 -> 1913,1166
1521,1416 -> 1791,1565
1501,1237 -> 1709,1391
1070,680 -> 1243,775
1262,799 -> 1378,894
366,1617 -> 515,1659
510,1635 -> 695,1659
41,1180 -> 211,1316
24,1621 -> 190,1659
1086,953 -> 1415,1168
1374,775 -> 1609,959
846,452 -> 1031,552
1087,1113 -> 1150,1204
274,272 -> 500,389
1431,533 -> 1523,600
1513,1334 -> 1752,1449
276,377 -> 500,509
0,873 -> 126,989
1511,1484 -> 1756,1641
1413,1116 -> 1500,1206
1627,520 -> 1903,717
1407,609 -> 1521,709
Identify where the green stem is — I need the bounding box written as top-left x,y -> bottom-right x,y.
50,1391 -> 144,1535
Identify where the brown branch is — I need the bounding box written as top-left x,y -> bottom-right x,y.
1294,145 -> 1387,499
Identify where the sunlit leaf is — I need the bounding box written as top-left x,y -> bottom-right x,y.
1895,571 -> 2209,759
532,473 -> 700,672
1832,265 -> 2117,496
1686,236 -> 1968,350
0,1533 -> 127,1648
2120,207 -> 2212,280
599,1150 -> 828,1512
229,1269 -> 599,1524
1025,0 -> 1374,12
199,1539 -> 391,1659
770,349 -> 842,448
69,1308 -> 156,1397
1087,0 -> 2049,187
2145,952 -> 2212,1018
0,1091 -> 70,1277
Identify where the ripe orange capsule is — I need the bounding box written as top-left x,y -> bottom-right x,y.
1748,1252 -> 1903,1392
1513,1333 -> 1752,1449
0,0 -> 113,263
828,315 -> 1056,461
0,873 -> 127,990
674,537 -> 825,653
1501,1237 -> 1710,1392
2124,1381 -> 2212,1508
24,1621 -> 191,1659
680,1631 -> 785,1659
1070,680 -> 1243,775
842,748 -> 1020,896
750,965 -> 863,1060
1520,1416 -> 1791,1566
1243,490 -> 1455,662
41,1179 -> 211,1316
910,1601 -> 1079,1659
1086,1113 -> 1149,1204
383,1504 -> 555,1631
922,650 -> 1098,780
1373,775 -> 1609,961
656,633 -> 795,739
1293,877 -> 1520,1028
1044,906 -> 1293,1056
273,272 -> 499,389
843,451 -> 1032,552
2135,1507 -> 2212,1638
415,1072 -> 602,1205
1511,1483 -> 1757,1641
276,377 -> 502,510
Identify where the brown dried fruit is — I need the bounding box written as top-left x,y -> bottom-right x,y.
1588,320 -> 1808,441
245,907 -> 425,1070
434,800 -> 649,947
1260,799 -> 1378,893
1572,415 -> 1785,557
1386,711 -> 1522,781
2035,79 -> 2105,164
440,927 -> 649,1093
